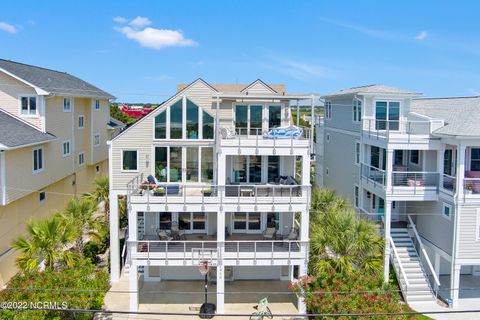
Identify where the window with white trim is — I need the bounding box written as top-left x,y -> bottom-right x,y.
325,101 -> 332,120
352,99 -> 362,122
93,134 -> 100,147
354,185 -> 360,208
442,202 -> 452,220
78,152 -> 85,166
122,150 -> 138,171
39,191 -> 46,203
62,140 -> 71,157
20,95 -> 37,115
355,141 -> 360,165
78,115 -> 85,128
94,99 -> 100,110
33,147 -> 44,173
63,98 -> 71,112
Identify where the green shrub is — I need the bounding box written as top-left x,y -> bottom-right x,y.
0,258 -> 109,320
290,270 -> 407,319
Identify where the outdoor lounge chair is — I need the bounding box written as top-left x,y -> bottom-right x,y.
157,229 -> 173,241
263,227 -> 276,240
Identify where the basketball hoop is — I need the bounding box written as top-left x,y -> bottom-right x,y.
198,260 -> 210,275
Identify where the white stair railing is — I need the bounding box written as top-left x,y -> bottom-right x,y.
389,236 -> 409,296
407,215 -> 441,298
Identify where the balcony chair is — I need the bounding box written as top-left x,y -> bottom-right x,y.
284,230 -> 298,240
171,222 -> 186,240
263,227 -> 277,240
157,229 -> 173,241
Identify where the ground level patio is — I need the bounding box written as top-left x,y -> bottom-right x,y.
100,275 -> 301,320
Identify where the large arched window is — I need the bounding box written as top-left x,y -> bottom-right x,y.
154,98 -> 215,140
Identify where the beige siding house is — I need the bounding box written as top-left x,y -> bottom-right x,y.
0,59 -> 119,286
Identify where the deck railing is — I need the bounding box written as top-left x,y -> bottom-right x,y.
126,179 -> 310,206
129,239 -> 308,264
362,119 -> 442,139
361,163 -> 386,187
392,171 -> 439,189
442,174 -> 456,192
464,178 -> 480,195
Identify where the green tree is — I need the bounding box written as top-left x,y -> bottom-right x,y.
309,187 -> 384,275
11,216 -> 78,272
58,198 -> 104,254
84,175 -> 109,221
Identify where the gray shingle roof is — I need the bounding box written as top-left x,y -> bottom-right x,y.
325,84 -> 421,97
0,59 -> 115,99
411,96 -> 480,136
107,117 -> 126,129
0,110 -> 56,149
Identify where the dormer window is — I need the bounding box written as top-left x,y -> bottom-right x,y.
20,95 -> 37,116
375,101 -> 399,130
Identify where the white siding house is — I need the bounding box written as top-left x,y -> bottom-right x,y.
109,79 -> 318,313
317,85 -> 480,307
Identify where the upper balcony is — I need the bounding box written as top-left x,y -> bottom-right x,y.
361,163 -> 439,200
126,173 -> 310,212
362,118 -> 444,144
218,126 -> 312,156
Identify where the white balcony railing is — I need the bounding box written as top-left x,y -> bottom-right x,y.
361,163 -> 386,187
464,178 -> 480,195
129,239 -> 308,264
219,126 -> 312,150
362,119 -> 443,139
126,174 -> 310,207
442,174 -> 456,192
392,171 -> 439,188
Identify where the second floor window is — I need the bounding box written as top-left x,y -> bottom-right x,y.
444,149 -> 455,176
93,134 -> 100,147
33,147 -> 44,173
355,141 -> 360,165
78,152 -> 85,166
63,98 -> 71,112
62,141 -> 71,157
353,99 -> 362,122
325,101 -> 332,120
375,101 -> 400,130
95,99 -> 100,110
471,148 -> 480,171
78,115 -> 85,128
20,96 -> 37,115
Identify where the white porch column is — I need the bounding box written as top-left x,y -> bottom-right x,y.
456,144 -> 466,196
438,144 -> 446,188
216,264 -> 225,313
450,264 -> 461,307
385,149 -> 394,191
434,253 -> 441,291
217,153 -> 227,198
109,191 -> 121,283
383,200 -> 392,283
129,263 -> 139,312
301,153 -> 310,199
297,263 -> 307,314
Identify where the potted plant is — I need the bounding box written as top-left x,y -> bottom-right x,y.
202,187 -> 213,197
154,186 -> 166,196
465,184 -> 473,194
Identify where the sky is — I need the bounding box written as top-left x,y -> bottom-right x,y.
1,0 -> 480,103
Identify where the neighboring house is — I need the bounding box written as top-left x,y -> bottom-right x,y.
120,104 -> 153,118
108,78 -> 317,313
0,59 -> 114,286
317,84 -> 480,307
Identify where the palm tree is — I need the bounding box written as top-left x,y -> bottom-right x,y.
84,175 -> 109,221
59,197 -> 104,254
309,187 -> 384,276
12,216 -> 78,272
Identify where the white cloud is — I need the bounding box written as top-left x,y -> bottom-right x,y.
113,16 -> 127,23
129,16 -> 151,28
319,17 -> 399,40
115,26 -> 197,49
415,30 -> 428,41
0,22 -> 17,34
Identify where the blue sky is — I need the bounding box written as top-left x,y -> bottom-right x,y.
1,0 -> 480,102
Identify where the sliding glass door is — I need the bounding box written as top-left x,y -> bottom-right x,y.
232,156 -> 262,183
269,106 -> 281,128
235,105 -> 248,135
235,104 -> 263,135
178,212 -> 206,233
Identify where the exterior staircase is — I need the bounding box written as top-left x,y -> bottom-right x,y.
390,228 -> 437,304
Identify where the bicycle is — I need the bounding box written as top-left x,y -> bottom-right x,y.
249,296 -> 273,320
